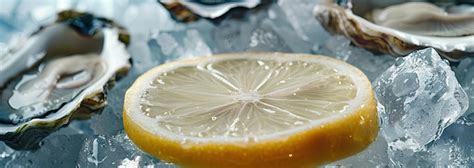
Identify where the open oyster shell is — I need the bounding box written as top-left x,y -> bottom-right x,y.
161,0 -> 261,21
313,0 -> 474,61
0,10 -> 131,149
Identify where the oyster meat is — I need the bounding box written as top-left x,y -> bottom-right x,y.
314,0 -> 474,60
371,2 -> 474,37
0,10 -> 131,149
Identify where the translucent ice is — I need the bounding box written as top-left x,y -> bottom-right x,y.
278,0 -> 330,42
148,28 -> 212,62
76,133 -> 174,167
315,36 -> 395,81
390,123 -> 474,167
454,57 -> 474,116
374,48 -> 469,157
247,20 -> 292,52
264,14 -> 313,52
210,18 -> 253,52
209,9 -> 295,53
121,0 -> 177,34
427,123 -> 474,166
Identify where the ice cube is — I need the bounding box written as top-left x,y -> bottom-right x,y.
78,135 -> 118,167
393,123 -> 474,167
427,123 -> 474,166
374,48 -> 469,165
0,1 -> 18,17
210,9 -> 293,53
211,19 -> 253,52
247,21 -> 292,52
454,57 -> 474,127
121,0 -> 177,35
148,28 -> 212,62
454,57 -> 474,116
315,36 -> 395,81
77,133 -> 173,167
278,0 -> 330,42
455,113 -> 474,126
76,0 -> 116,19
0,142 -> 16,165
264,18 -> 312,53
207,2 -> 322,54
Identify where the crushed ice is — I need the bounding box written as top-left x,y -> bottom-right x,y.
0,0 -> 473,167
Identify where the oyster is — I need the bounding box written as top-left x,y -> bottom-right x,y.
161,0 -> 261,21
0,10 -> 131,149
313,0 -> 474,60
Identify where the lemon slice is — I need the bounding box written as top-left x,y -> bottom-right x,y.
123,53 -> 378,167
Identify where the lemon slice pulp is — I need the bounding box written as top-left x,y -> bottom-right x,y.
123,53 -> 378,167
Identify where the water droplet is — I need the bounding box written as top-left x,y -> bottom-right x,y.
294,121 -> 304,125
180,138 -> 188,145
156,79 -> 165,84
359,116 -> 365,124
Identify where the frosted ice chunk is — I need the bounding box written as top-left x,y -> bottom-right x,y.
208,2 -> 319,54
247,21 -> 292,52
315,36 -> 395,81
148,29 -> 212,62
427,123 -> 474,166
374,48 -> 469,151
211,19 -> 253,52
454,57 -> 474,117
122,1 -> 177,34
210,12 -> 293,53
278,0 -> 330,41
200,2 -> 321,53
76,133 -> 174,167
390,123 -> 474,167
263,13 -> 313,52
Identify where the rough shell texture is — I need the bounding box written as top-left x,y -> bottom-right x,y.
313,0 -> 474,61
0,10 -> 131,150
161,0 -> 261,22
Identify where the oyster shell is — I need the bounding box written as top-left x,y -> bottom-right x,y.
313,0 -> 474,60
161,0 -> 261,21
0,10 -> 131,149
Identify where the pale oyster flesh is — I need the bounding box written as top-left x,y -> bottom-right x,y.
0,23 -> 104,87
313,0 -> 474,60
7,54 -> 105,124
0,10 -> 130,149
371,2 -> 474,37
